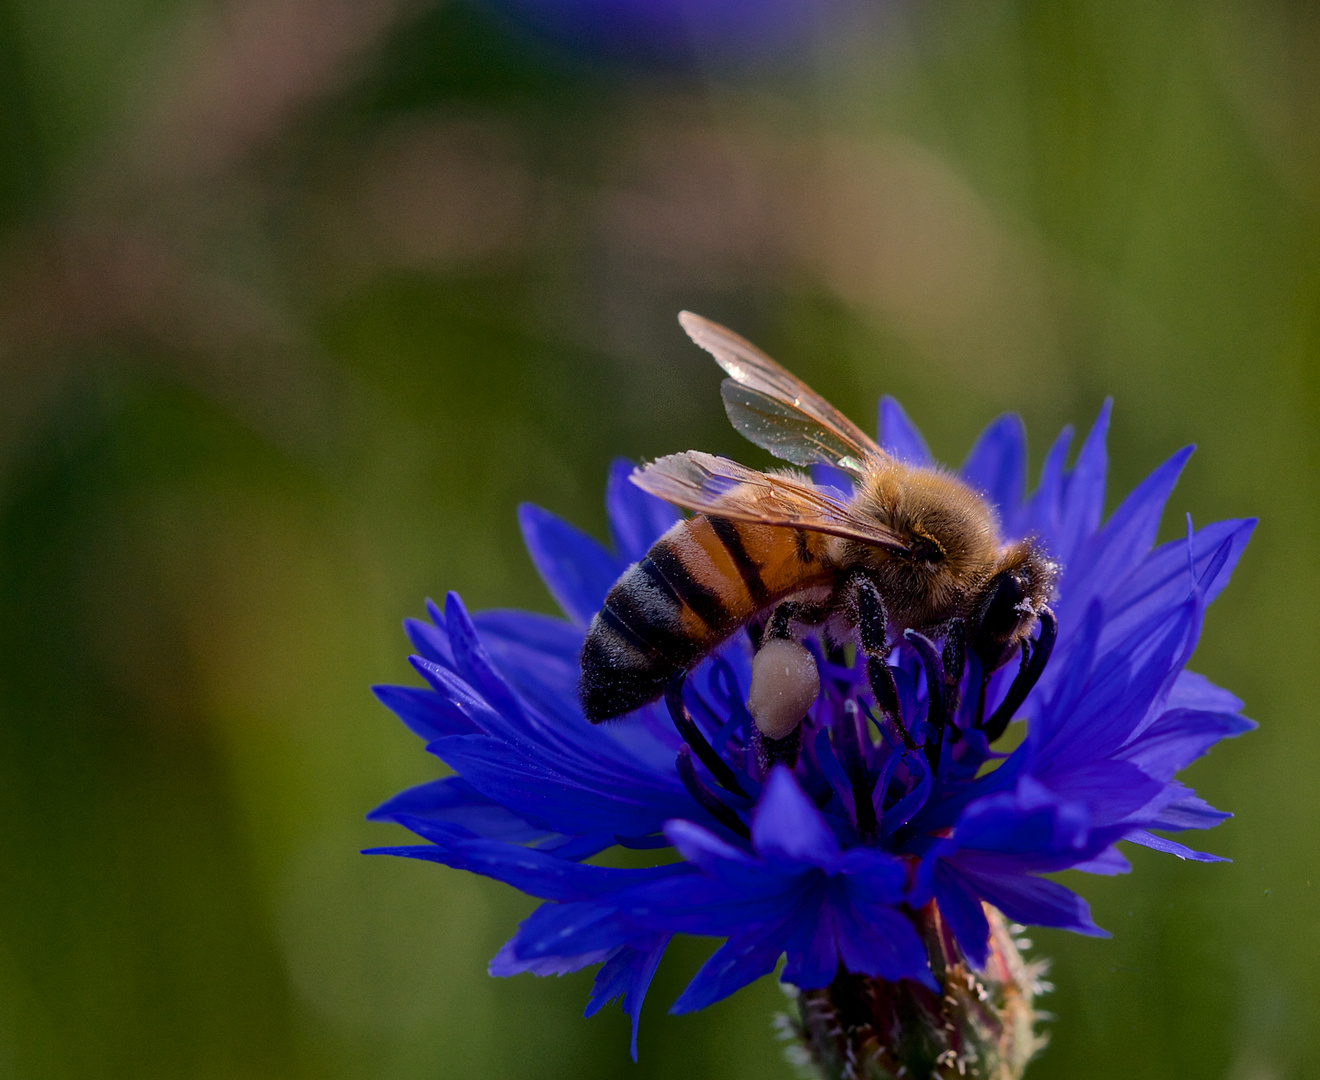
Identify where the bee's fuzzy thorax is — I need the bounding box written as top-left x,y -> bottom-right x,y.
856,460 -> 1002,573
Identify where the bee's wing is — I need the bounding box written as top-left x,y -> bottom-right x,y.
633,451 -> 910,551
679,311 -> 883,474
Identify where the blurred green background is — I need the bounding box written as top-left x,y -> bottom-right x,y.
0,1 -> 1314,1077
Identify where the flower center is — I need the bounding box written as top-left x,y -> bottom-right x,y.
663,610 -> 1057,847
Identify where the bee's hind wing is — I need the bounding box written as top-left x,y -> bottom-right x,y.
632,451 -> 910,551
678,311 -> 884,474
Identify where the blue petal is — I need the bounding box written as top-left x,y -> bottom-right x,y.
445,598 -> 655,776
664,819 -> 758,875
518,503 -> 624,626
752,768 -> 840,864
373,682 -> 481,740
475,608 -> 679,773
961,414 -> 1027,516
584,935 -> 671,1061
946,857 -> 1107,938
367,776 -> 549,843
444,594 -> 533,727
432,734 -> 688,838
473,609 -> 584,725
1037,760 -> 1166,825
1094,518 -> 1253,659
1059,445 -> 1194,626
513,900 -> 637,960
835,847 -> 909,901
384,816 -> 669,900
475,609 -> 581,680
932,862 -> 992,968
877,397 -> 932,464
1017,423 -> 1073,542
670,923 -> 795,1013
1033,595 -> 1196,773
952,778 -> 1090,856
809,462 -> 856,495
404,611 -> 453,666
1036,601 -> 1102,726
781,893 -> 839,988
617,868 -> 814,936
489,935 -> 611,977
1148,789 -> 1231,831
834,892 -> 935,988
409,656 -> 525,745
1166,670 -> 1243,714
1116,707 -> 1255,782
1053,399 -> 1111,565
1070,846 -> 1132,875
1123,829 -> 1229,863
606,459 -> 681,564
813,728 -> 857,826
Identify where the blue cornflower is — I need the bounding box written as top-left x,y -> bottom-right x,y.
368,396 -> 1253,1069
477,0 -> 852,68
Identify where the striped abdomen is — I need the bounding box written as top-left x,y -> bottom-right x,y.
579,515 -> 835,722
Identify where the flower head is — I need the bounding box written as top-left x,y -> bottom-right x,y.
368,397 -> 1253,1067
477,0 -> 853,68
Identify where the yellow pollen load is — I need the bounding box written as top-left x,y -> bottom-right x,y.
747,638 -> 820,740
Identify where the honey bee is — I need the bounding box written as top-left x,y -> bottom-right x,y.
579,312 -> 1056,745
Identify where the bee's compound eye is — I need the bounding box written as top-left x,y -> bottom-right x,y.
978,570 -> 1027,645
747,638 -> 820,741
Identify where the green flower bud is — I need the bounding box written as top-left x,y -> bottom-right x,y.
778,905 -> 1050,1080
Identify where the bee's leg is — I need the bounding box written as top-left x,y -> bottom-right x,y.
980,607 -> 1057,743
764,601 -> 799,642
752,723 -> 803,773
941,618 -> 967,720
844,574 -> 918,752
846,575 -> 888,658
763,596 -> 837,644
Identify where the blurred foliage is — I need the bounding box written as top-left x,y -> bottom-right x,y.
0,1 -> 1316,1078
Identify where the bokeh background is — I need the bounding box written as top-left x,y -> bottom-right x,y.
0,1 -> 1315,1077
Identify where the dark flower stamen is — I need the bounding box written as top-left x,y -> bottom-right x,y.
905,630 -> 949,767
666,672 -> 747,796
675,745 -> 750,839
836,700 -> 878,838
814,728 -> 860,825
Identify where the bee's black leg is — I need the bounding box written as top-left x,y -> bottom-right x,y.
867,655 -> 915,752
764,596 -> 835,645
848,575 -> 888,658
752,724 -> 803,772
980,608 -> 1057,744
845,575 -> 917,752
942,618 -> 967,719
765,601 -> 799,642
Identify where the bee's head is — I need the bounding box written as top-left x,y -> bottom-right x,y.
969,541 -> 1058,671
